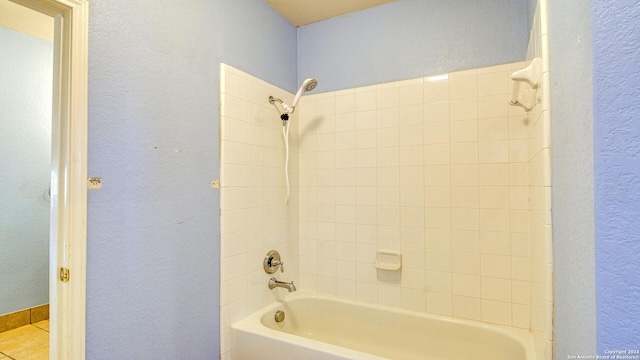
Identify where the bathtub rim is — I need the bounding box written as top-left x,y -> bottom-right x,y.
231,291 -> 536,360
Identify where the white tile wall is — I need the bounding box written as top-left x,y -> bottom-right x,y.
295,59 -> 551,332
219,64 -> 299,359
526,0 -> 553,358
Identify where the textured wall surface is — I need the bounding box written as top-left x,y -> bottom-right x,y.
526,0 -> 538,33
548,0 -> 597,357
592,0 -> 640,352
0,26 -> 52,315
86,1 -> 295,358
298,0 -> 529,92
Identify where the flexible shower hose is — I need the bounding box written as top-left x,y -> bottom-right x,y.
283,121 -> 290,204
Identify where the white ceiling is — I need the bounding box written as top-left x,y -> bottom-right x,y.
265,0 -> 396,27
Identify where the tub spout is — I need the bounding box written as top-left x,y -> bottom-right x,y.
268,277 -> 296,292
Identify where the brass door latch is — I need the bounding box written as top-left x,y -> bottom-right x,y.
59,267 -> 70,282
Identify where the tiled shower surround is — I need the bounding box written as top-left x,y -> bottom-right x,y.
527,0 -> 553,357
220,53 -> 552,358
296,61 -> 540,326
219,64 -> 301,358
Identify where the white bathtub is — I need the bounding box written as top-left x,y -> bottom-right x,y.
231,293 -> 535,360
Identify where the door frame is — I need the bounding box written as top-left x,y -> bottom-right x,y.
9,0 -> 88,358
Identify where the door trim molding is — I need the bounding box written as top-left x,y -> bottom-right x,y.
9,0 -> 88,358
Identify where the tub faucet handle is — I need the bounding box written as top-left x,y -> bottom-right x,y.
264,250 -> 285,274
273,259 -> 284,272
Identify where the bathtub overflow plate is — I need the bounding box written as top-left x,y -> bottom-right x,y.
274,310 -> 285,323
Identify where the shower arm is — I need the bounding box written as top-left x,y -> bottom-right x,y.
269,95 -> 296,115
269,96 -> 290,124
269,96 -> 283,105
269,95 -> 290,113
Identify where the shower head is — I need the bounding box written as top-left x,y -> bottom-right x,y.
283,78 -> 318,114
301,78 -> 318,92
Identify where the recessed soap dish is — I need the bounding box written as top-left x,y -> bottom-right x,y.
374,250 -> 402,271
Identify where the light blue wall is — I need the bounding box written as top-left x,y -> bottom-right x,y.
551,0 -> 640,356
526,0 -> 537,35
0,26 -> 52,316
297,0 -> 529,91
86,0 -> 295,358
592,0 -> 640,353
548,0 -> 597,357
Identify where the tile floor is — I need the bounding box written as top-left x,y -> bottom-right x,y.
0,320 -> 49,360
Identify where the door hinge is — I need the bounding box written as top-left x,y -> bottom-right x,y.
59,267 -> 70,282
